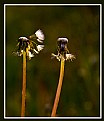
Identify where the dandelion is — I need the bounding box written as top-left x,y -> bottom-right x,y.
14,29 -> 45,60
52,37 -> 75,61
51,37 -> 75,117
13,29 -> 45,117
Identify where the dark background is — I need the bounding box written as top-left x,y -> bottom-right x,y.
5,5 -> 100,117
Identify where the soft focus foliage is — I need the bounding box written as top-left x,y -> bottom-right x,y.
6,5 -> 100,117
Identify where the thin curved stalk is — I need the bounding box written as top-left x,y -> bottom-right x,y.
51,58 -> 65,117
21,51 -> 26,117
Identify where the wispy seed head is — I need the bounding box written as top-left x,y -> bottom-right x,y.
52,37 -> 76,62
35,29 -> 45,43
13,29 -> 45,60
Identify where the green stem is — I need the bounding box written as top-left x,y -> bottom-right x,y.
21,51 -> 26,117
51,58 -> 65,117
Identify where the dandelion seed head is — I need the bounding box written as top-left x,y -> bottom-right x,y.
13,29 -> 45,60
35,29 -> 45,41
37,45 -> 44,51
52,37 -> 75,62
28,51 -> 34,58
37,39 -> 43,43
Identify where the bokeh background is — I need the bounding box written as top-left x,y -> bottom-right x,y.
6,5 -> 100,117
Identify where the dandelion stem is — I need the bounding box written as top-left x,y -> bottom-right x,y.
21,51 -> 26,117
51,58 -> 65,117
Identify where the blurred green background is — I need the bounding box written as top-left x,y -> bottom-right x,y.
6,5 -> 100,117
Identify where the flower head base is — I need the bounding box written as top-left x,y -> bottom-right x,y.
13,29 -> 45,60
57,38 -> 68,54
52,37 -> 76,61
